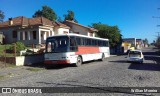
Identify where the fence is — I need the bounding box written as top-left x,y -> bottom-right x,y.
0,43 -> 45,66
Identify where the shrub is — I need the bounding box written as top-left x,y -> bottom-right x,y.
10,42 -> 26,53
15,42 -> 26,53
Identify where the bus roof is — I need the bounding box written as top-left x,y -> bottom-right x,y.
47,33 -> 109,41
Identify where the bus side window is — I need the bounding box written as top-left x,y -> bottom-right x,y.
103,41 -> 106,47
107,41 -> 109,47
82,38 -> 85,45
47,42 -> 51,52
76,37 -> 81,46
70,37 -> 78,51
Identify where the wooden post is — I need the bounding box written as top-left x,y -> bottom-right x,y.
32,44 -> 34,48
14,43 -> 16,57
4,45 -> 6,67
32,44 -> 34,54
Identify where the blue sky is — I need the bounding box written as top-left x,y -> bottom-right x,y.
1,0 -> 160,43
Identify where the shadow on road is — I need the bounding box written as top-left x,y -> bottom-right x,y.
144,56 -> 160,64
25,59 -> 105,69
25,63 -> 74,70
25,62 -> 45,68
128,63 -> 160,71
143,51 -> 159,56
109,60 -> 128,63
142,47 -> 159,56
44,64 -> 75,70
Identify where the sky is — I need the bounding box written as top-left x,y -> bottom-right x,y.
1,0 -> 160,43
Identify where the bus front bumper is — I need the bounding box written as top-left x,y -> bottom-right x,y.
44,60 -> 71,64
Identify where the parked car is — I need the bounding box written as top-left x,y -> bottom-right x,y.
126,50 -> 144,63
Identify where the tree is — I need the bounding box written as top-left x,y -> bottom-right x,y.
0,10 -> 5,22
64,10 -> 78,22
33,6 -> 57,22
155,37 -> 160,49
92,23 -> 122,47
57,16 -> 63,22
143,38 -> 149,45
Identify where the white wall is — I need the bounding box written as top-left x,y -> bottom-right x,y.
15,54 -> 44,66
54,27 -> 69,35
57,28 -> 69,34
65,23 -> 96,37
71,24 -> 88,35
0,27 -> 17,43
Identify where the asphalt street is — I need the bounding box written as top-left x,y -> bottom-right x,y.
0,47 -> 160,96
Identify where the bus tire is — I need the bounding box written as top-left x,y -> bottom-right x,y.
45,65 -> 51,69
75,56 -> 82,67
100,53 -> 105,61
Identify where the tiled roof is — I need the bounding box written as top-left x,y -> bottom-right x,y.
54,22 -> 70,29
0,16 -> 55,28
64,20 -> 98,32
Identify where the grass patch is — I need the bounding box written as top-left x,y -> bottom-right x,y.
0,75 -> 5,79
0,63 -> 16,68
26,68 -> 45,72
7,63 -> 16,68
0,73 -> 16,80
0,44 -> 14,57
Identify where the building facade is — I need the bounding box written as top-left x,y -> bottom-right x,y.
64,20 -> 98,37
0,17 -> 98,46
0,16 -> 70,45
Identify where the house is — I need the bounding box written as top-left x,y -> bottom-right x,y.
122,38 -> 144,53
0,17 -> 98,46
63,20 -> 98,37
122,38 -> 136,53
0,16 -> 70,45
136,39 -> 143,49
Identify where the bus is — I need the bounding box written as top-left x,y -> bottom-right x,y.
44,33 -> 110,67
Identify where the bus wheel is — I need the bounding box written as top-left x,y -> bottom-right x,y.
100,53 -> 105,61
75,56 -> 82,67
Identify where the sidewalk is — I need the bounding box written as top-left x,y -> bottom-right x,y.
110,55 -> 117,57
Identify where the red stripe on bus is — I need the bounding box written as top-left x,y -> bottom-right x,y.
44,60 -> 70,64
75,46 -> 100,55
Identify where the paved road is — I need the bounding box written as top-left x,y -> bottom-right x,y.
0,47 -> 160,96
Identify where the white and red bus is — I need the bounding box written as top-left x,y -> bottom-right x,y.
44,33 -> 110,67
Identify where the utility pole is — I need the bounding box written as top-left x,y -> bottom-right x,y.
156,32 -> 160,37
153,16 -> 160,27
153,8 -> 160,26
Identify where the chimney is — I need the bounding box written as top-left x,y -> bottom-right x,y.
9,18 -> 13,25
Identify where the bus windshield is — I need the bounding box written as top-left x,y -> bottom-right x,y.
46,36 -> 69,53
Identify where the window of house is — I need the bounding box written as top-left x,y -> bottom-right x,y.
46,32 -> 49,37
50,31 -> 52,36
12,31 -> 17,38
20,32 -> 23,40
33,31 -> 36,40
63,31 -> 68,34
74,32 -> 79,34
90,32 -> 93,36
25,31 -> 28,40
